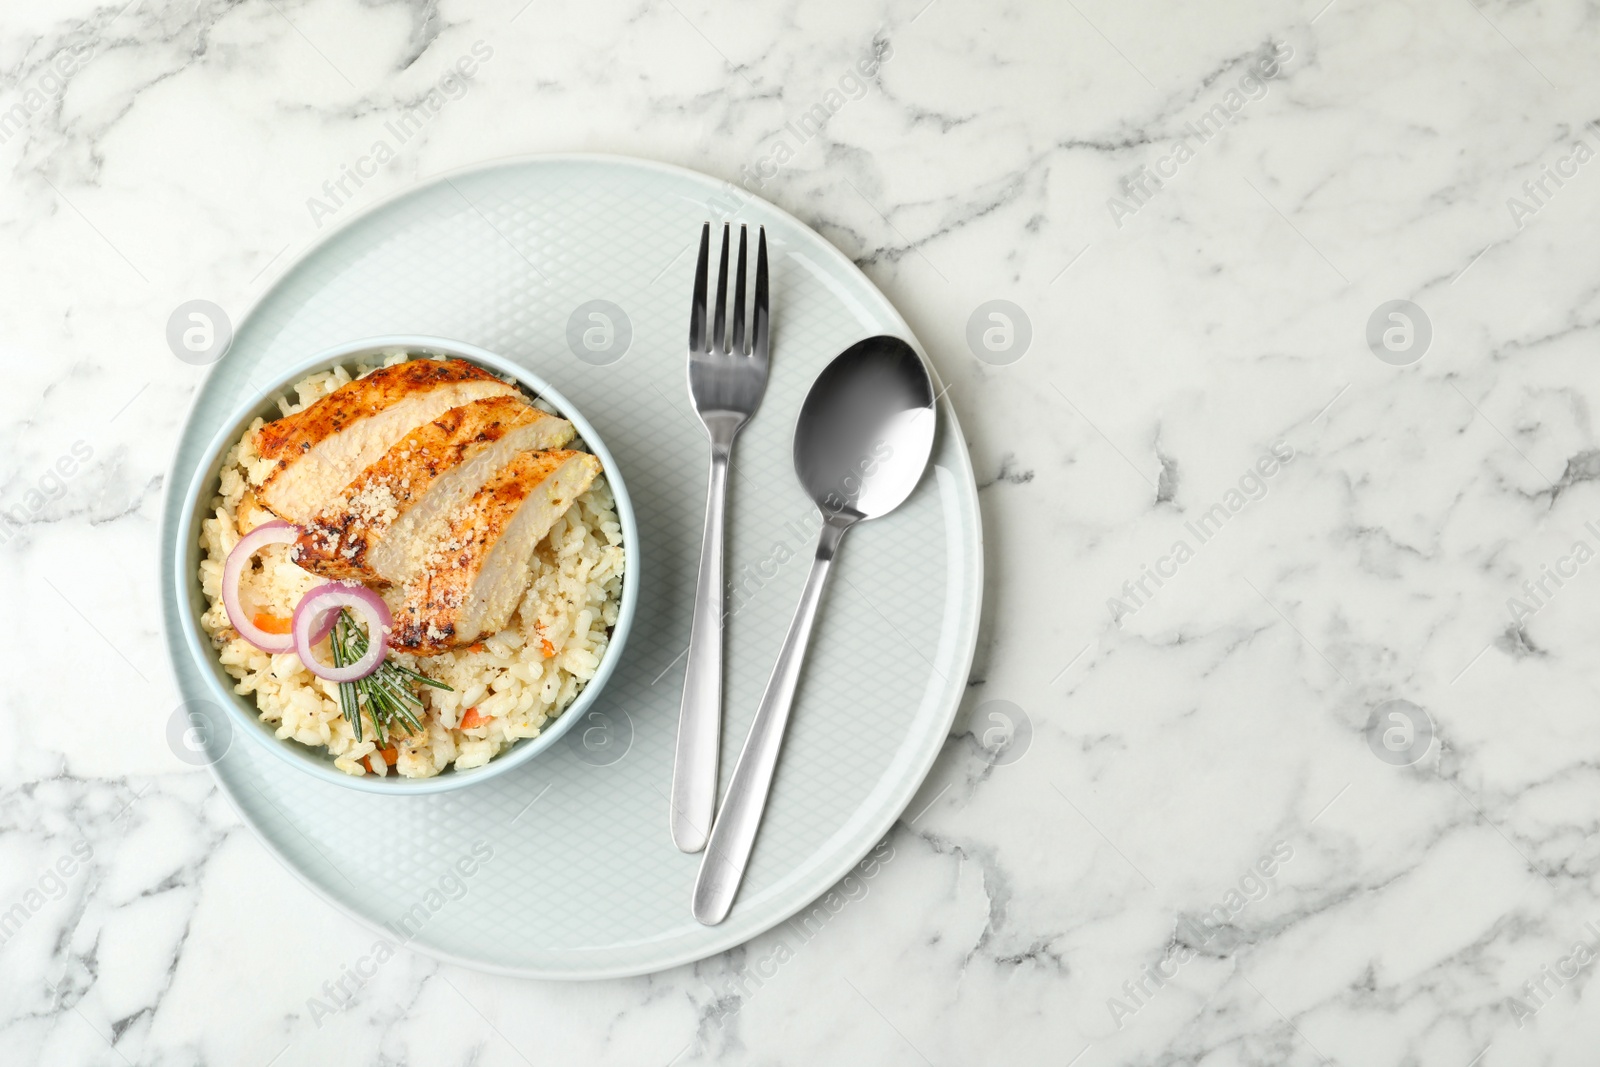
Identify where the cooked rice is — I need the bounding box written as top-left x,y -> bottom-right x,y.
197,353 -> 626,778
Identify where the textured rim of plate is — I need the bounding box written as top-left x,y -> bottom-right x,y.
156,153 -> 984,978
172,335 -> 641,794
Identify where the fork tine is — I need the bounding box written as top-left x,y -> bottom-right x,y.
731,225 -> 748,355
712,224 -> 731,353
752,226 -> 769,363
689,223 -> 710,353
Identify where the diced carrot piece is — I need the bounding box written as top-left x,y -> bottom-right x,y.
541,638 -> 556,659
460,707 -> 486,730
252,612 -> 293,635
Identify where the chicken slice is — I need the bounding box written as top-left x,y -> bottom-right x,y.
254,359 -> 518,523
391,449 -> 602,654
290,396 -> 575,585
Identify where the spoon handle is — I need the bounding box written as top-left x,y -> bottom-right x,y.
693,518 -> 850,924
671,446 -> 731,853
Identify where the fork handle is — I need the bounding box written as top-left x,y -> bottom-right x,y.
672,444 -> 732,852
692,516 -> 852,924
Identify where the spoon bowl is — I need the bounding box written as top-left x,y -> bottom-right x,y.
693,335 -> 936,924
795,335 -> 937,524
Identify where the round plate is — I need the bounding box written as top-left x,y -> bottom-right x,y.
157,155 -> 983,978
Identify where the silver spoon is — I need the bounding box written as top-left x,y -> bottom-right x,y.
692,334 -> 937,925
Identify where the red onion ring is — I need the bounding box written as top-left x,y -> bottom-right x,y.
222,519 -> 333,653
291,581 -> 390,682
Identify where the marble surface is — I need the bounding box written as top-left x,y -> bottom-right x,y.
5,0 -> 1600,1063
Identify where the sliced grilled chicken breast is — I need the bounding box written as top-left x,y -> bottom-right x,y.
392,449 -> 602,654
254,359 -> 517,523
291,397 -> 575,584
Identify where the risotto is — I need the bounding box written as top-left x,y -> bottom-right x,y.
196,354 -> 626,778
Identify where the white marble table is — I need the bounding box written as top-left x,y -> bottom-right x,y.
5,0 -> 1599,1063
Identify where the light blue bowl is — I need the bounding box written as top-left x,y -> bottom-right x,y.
172,335 -> 640,794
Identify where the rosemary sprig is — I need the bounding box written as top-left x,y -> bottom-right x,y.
385,660 -> 453,690
331,609 -> 452,745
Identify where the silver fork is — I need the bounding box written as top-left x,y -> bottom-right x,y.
672,222 -> 770,853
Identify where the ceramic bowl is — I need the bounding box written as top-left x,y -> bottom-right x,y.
172,336 -> 640,794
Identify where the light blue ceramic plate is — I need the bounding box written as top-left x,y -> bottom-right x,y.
157,155 -> 982,978
173,336 -> 640,794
